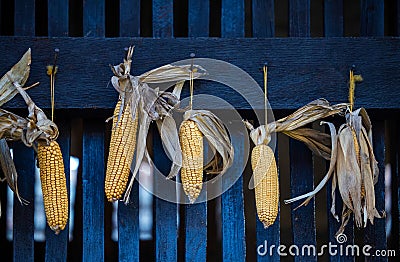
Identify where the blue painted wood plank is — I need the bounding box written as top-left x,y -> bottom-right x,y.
324,0 -> 343,37
83,0 -> 105,37
14,0 -> 35,36
256,146 -> 280,261
252,0 -> 274,37
289,140 -> 316,261
184,142 -> 207,262
188,0 -> 209,37
82,119 -> 105,261
12,143 -> 35,262
45,120 -> 71,262
397,0 -> 400,36
184,188 -> 207,262
48,0 -> 69,36
327,181 -> 354,262
2,38 -> 400,111
289,0 -> 310,37
221,0 -> 245,37
360,0 -> 384,37
153,0 -> 173,37
221,134 -> 246,261
120,0 -> 141,37
364,121 -> 387,262
118,182 -> 139,262
154,133 -> 177,261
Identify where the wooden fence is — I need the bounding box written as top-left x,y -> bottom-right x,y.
0,0 -> 399,261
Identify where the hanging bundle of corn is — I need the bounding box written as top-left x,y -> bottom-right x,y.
244,121 -> 279,228
284,70 -> 384,235
0,49 -> 60,218
106,46 -> 207,203
174,110 -> 234,203
243,64 -> 279,228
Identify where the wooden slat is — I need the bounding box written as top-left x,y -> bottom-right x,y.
188,0 -> 209,37
185,2 -> 208,260
184,188 -> 207,262
153,134 -> 178,261
153,0 -> 173,37
13,144 -> 35,262
252,0 -> 274,37
256,146 -> 280,261
184,144 -> 207,262
120,0 -> 140,37
222,134 -> 246,261
364,121 -> 387,261
14,0 -> 35,36
397,0 -> 400,36
324,0 -> 343,37
327,182 -> 354,262
82,120 -> 105,261
289,0 -> 310,37
289,140 -> 316,261
360,0 -> 384,37
48,0 -> 69,36
118,182 -> 139,262
1,37 -> 400,110
83,0 -> 105,37
221,0 -> 245,37
398,120 -> 400,253
46,2 -> 70,256
44,120 -> 71,262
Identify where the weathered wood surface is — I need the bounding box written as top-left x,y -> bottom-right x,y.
1,37 -> 399,111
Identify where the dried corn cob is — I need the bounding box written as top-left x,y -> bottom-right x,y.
179,119 -> 204,203
251,144 -> 279,228
37,140 -> 68,234
105,100 -> 138,202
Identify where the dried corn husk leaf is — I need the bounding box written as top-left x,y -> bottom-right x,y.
282,128 -> 331,160
0,49 -> 31,106
273,98 -> 348,132
0,139 -> 27,212
184,110 -> 234,176
285,108 -> 384,235
0,49 -> 59,213
244,99 -> 347,161
108,47 -> 207,203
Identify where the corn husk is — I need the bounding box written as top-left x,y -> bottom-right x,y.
284,107 -> 384,235
0,49 -> 31,106
107,47 -> 208,203
244,99 -> 347,164
164,109 -> 234,203
0,49 -> 59,215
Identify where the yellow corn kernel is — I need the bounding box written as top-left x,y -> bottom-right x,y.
179,120 -> 204,203
251,144 -> 279,228
37,140 -> 68,234
105,100 -> 138,202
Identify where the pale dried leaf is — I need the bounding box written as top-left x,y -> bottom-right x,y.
183,110 -> 234,175
336,125 -> 363,227
123,107 -> 151,204
138,64 -> 207,84
0,139 -> 26,205
283,127 -> 331,160
156,115 -> 182,179
0,49 -> 31,106
284,122 -> 337,207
